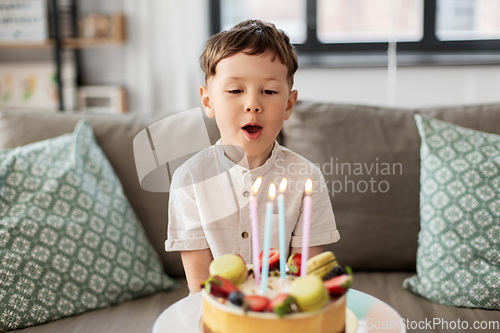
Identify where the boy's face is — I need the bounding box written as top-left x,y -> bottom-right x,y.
200,51 -> 298,167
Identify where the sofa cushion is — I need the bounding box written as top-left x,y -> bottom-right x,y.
0,110 -> 185,277
283,101 -> 500,271
0,120 -> 178,331
403,115 -> 500,310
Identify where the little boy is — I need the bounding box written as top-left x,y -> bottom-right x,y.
165,19 -> 339,294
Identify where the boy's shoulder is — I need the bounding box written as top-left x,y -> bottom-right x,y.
171,144 -> 218,181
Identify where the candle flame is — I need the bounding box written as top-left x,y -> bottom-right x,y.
305,178 -> 313,195
268,183 -> 276,200
279,178 -> 288,192
252,177 -> 262,195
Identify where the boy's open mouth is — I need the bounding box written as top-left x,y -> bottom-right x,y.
242,124 -> 262,140
243,125 -> 261,133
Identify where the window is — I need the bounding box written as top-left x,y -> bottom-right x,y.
316,0 -> 423,44
436,0 -> 500,41
210,0 -> 500,64
217,0 -> 307,43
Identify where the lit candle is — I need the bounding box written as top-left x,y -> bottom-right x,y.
260,183 -> 276,294
250,177 -> 262,285
300,179 -> 313,277
277,178 -> 287,279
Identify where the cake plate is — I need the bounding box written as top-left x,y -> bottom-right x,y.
153,289 -> 406,333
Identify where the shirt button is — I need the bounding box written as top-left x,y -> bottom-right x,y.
242,231 -> 249,238
243,191 -> 250,197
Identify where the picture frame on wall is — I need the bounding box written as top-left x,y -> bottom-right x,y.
0,0 -> 48,41
78,86 -> 127,114
0,61 -> 77,111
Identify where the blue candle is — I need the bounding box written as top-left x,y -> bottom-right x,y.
260,183 -> 276,294
277,178 -> 288,279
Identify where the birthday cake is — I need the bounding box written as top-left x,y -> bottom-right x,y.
201,251 -> 352,333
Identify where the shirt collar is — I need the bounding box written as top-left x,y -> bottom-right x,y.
214,139 -> 281,178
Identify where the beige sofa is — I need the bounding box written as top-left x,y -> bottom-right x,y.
1,101 -> 499,332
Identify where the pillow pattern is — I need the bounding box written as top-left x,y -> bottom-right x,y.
403,115 -> 500,310
0,120 -> 177,331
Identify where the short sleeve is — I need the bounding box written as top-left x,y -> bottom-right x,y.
165,169 -> 210,252
290,167 -> 340,248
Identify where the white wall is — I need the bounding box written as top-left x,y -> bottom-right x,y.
295,65 -> 500,109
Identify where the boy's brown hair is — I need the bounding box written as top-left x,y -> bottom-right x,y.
200,19 -> 298,88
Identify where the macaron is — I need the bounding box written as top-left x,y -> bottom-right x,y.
209,254 -> 248,285
307,251 -> 338,278
289,275 -> 329,312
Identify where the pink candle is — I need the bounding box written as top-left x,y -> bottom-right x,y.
278,178 -> 288,279
250,177 -> 262,284
300,179 -> 313,277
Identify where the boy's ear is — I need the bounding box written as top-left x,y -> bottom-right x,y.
200,85 -> 215,118
284,89 -> 298,120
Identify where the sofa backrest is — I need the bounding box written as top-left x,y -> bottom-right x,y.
3,103 -> 499,275
282,101 -> 500,271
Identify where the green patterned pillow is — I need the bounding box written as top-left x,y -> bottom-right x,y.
403,115 -> 500,310
0,120 -> 178,331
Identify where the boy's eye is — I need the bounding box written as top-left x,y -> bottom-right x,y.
264,90 -> 277,95
228,90 -> 242,94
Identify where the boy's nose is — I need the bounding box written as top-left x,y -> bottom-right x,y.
245,107 -> 260,112
244,100 -> 261,113
244,93 -> 262,113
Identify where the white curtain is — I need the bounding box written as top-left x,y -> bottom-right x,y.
123,0 -> 210,115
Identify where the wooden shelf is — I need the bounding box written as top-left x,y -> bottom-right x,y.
0,38 -> 124,49
61,37 -> 123,49
0,14 -> 125,49
0,40 -> 53,48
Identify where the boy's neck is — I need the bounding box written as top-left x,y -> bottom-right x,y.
221,140 -> 275,170
246,148 -> 273,170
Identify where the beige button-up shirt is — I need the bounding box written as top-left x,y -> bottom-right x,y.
165,140 -> 340,264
